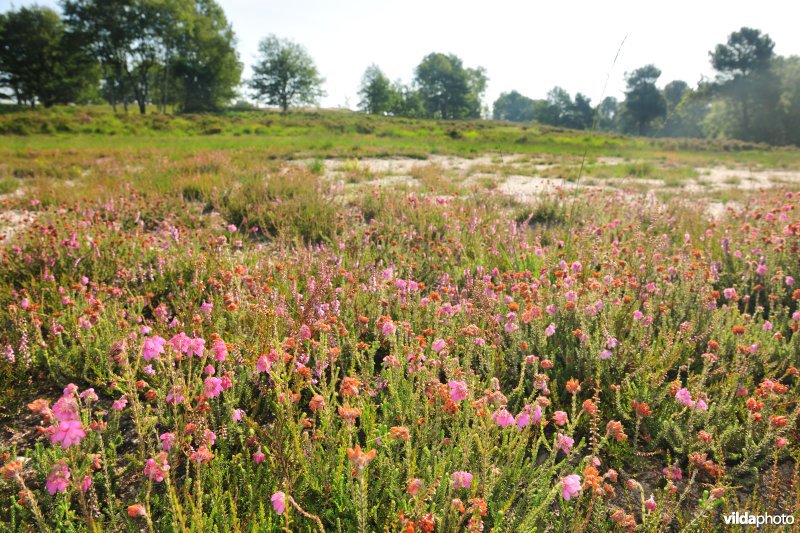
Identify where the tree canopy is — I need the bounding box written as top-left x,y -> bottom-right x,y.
414,53 -> 486,120
248,35 -> 325,112
0,6 -> 97,107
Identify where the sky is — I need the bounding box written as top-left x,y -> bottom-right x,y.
2,0 -> 799,110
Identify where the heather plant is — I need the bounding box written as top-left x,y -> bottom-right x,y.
0,156 -> 798,531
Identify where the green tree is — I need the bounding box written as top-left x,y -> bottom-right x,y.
621,64 -> 666,135
709,27 -> 779,142
663,80 -> 689,111
170,0 -> 241,112
358,65 -> 397,115
414,53 -> 486,119
0,6 -> 97,107
492,90 -> 535,122
595,96 -> 619,131
249,35 -> 325,112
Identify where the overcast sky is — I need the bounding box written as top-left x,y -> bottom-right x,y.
3,0 -> 799,110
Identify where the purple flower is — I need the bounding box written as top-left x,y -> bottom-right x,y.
431,339 -> 446,353
448,380 -> 468,402
561,474 -> 581,501
142,336 -> 166,361
451,471 -> 473,490
204,377 -> 223,398
51,420 -> 86,448
271,491 -> 286,514
46,463 -> 70,495
556,433 -> 574,454
675,388 -> 694,408
492,408 -> 514,428
112,396 -> 127,411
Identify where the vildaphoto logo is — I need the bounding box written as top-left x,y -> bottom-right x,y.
723,512 -> 795,527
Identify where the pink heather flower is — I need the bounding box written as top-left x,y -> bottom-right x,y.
695,398 -> 708,411
51,420 -> 86,448
190,446 -> 214,463
52,396 -> 80,422
431,339 -> 446,353
212,339 -> 228,361
545,323 -> 556,337
553,411 -> 568,426
168,332 -> 191,353
46,463 -> 70,495
204,429 -> 216,446
253,450 -> 266,463
63,383 -> 78,396
112,396 -> 127,411
144,454 -> 170,483
599,349 -> 612,360
787,276 -> 795,287
220,375 -> 233,391
142,336 -> 166,361
561,474 -> 581,501
530,405 -> 542,425
200,301 -> 213,315
81,475 -> 92,493
187,337 -> 205,357
271,491 -> 286,514
256,354 -> 272,373
79,388 -> 98,402
546,304 -> 557,316
675,388 -> 694,408
763,321 -> 773,331
204,365 -> 216,375
723,288 -> 737,300
448,380 -> 468,402
793,312 -> 800,322
644,496 -> 657,512
606,336 -> 618,349
515,410 -> 531,429
451,471 -> 473,490
160,432 -> 175,451
663,465 -> 682,481
381,321 -> 397,336
166,387 -> 185,405
633,310 -> 644,321
756,262 -> 767,277
232,409 -> 245,422
143,364 -> 155,375
777,437 -> 788,448
492,408 -> 515,428
204,377 -> 223,398
556,433 -> 574,454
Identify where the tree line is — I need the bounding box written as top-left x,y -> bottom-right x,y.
1,7 -> 799,146
493,28 -> 800,146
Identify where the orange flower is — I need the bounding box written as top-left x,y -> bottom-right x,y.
565,378 -> 581,395
127,504 -> 146,517
309,394 -> 326,412
340,377 -> 360,397
389,426 -> 410,441
338,405 -> 362,424
632,401 -> 651,418
732,325 -> 746,335
582,399 -> 597,415
346,445 -> 376,474
583,465 -> 602,490
606,420 -> 628,442
770,415 -> 788,428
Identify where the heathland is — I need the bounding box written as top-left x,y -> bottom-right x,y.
0,107 -> 799,531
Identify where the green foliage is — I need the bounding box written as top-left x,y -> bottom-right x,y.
414,53 -> 486,120
621,64 -> 667,135
357,64 -> 399,115
248,35 -> 325,112
0,6 -> 98,107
